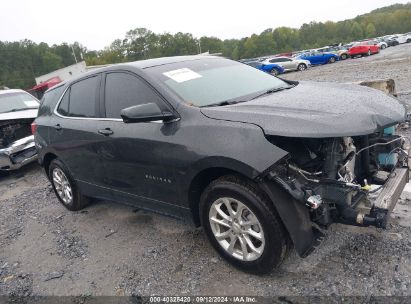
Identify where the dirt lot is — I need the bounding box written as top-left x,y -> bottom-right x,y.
1,44 -> 411,297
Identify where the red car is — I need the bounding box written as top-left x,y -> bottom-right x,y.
348,41 -> 380,58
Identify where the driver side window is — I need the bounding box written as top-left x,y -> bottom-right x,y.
104,72 -> 165,119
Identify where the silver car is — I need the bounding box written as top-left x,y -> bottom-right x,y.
0,89 -> 39,170
261,56 -> 311,72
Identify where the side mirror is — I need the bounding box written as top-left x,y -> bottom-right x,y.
120,103 -> 175,123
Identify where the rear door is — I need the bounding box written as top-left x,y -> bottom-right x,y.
96,71 -> 182,210
49,74 -> 113,199
281,58 -> 297,70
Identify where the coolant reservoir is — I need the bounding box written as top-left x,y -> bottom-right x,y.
378,153 -> 398,166
378,125 -> 398,166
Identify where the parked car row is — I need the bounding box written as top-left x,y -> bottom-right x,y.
241,32 -> 411,75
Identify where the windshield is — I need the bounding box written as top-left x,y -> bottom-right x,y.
0,92 -> 39,113
146,58 -> 289,107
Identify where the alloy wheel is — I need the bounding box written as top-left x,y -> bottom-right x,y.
52,167 -> 73,205
270,69 -> 278,76
209,197 -> 265,261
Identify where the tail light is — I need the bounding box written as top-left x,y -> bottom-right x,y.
31,122 -> 37,135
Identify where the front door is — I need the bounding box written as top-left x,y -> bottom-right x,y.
97,71 -> 182,211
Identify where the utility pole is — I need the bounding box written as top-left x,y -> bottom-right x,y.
71,45 -> 78,63
198,41 -> 202,54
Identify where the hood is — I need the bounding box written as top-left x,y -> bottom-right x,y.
0,109 -> 38,121
201,81 -> 406,138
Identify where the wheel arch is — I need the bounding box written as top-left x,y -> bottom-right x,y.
188,165 -> 319,258
42,152 -> 58,178
187,157 -> 262,226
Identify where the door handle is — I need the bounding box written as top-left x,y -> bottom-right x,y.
54,124 -> 62,131
98,128 -> 114,136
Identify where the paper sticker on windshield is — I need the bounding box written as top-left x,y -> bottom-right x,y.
24,100 -> 38,107
163,68 -> 202,83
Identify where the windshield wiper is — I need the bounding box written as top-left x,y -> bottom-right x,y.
201,100 -> 245,108
3,107 -> 38,113
201,84 -> 295,108
250,85 -> 294,101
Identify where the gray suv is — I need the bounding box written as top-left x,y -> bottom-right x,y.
34,56 -> 407,274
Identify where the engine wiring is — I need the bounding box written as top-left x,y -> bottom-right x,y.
355,136 -> 404,155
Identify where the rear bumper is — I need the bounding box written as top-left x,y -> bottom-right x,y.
0,135 -> 37,170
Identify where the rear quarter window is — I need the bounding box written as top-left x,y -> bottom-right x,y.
38,86 -> 65,116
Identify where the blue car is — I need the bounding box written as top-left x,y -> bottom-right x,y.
296,51 -> 339,65
244,60 -> 285,76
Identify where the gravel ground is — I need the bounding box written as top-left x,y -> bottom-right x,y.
1,44 -> 411,297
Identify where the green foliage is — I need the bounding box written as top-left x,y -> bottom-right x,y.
366,23 -> 377,37
1,2 -> 411,89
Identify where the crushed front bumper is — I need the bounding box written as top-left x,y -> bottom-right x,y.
367,167 -> 409,227
0,135 -> 37,171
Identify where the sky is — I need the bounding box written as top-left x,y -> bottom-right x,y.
0,0 -> 409,50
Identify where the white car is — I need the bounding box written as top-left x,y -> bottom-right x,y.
0,89 -> 39,170
376,40 -> 388,49
261,56 -> 311,72
391,34 -> 411,45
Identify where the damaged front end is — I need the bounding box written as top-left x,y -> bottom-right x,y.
0,119 -> 37,170
262,127 -> 408,255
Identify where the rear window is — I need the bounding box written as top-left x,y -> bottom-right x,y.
56,76 -> 100,117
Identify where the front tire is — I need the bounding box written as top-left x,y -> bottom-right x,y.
200,175 -> 288,274
269,68 -> 279,76
366,49 -> 371,56
49,159 -> 90,211
328,57 -> 336,63
340,54 -> 348,60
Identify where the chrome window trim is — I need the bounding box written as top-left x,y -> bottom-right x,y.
53,83 -> 180,123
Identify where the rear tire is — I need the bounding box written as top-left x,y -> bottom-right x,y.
49,159 -> 90,211
407,39 -> 411,43
297,63 -> 307,71
200,175 -> 289,274
381,44 -> 386,49
366,49 -> 371,56
340,54 -> 347,60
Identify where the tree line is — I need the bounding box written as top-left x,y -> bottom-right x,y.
1,3 -> 411,89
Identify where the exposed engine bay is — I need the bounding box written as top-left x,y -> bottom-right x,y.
266,126 -> 409,230
0,119 -> 33,148
0,118 -> 37,171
